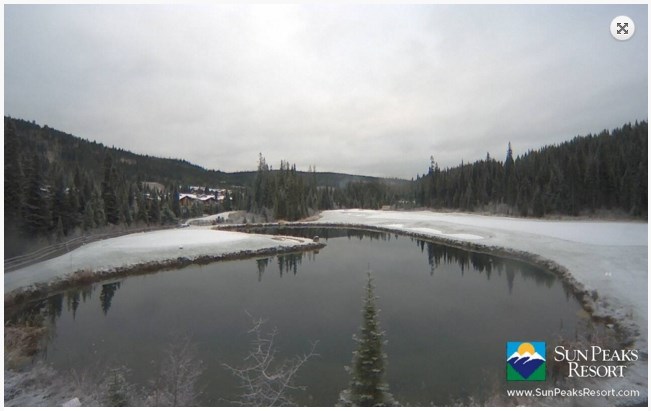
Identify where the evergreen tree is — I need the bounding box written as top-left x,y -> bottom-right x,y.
160,205 -> 177,225
4,118 -> 23,223
22,154 -> 51,236
504,142 -> 516,207
148,193 -> 161,224
172,188 -> 181,217
101,154 -> 120,225
136,190 -> 149,224
339,273 -> 397,407
532,188 -> 544,218
51,173 -> 68,234
92,190 -> 107,227
222,189 -> 232,211
56,216 -> 65,240
66,181 -> 82,231
4,119 -> 25,256
83,201 -> 96,231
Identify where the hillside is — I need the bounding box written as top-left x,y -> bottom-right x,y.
7,117 -> 401,189
5,116 -> 646,260
414,121 -> 647,218
3,117 -> 409,258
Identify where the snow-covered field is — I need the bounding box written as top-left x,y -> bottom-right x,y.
312,209 -> 648,405
185,211 -> 236,225
4,226 -> 314,293
4,209 -> 647,405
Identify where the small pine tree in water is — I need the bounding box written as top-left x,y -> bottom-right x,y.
339,273 -> 398,406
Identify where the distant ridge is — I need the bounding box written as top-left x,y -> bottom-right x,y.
7,117 -> 408,188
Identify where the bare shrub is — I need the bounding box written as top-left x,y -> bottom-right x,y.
223,316 -> 318,406
145,336 -> 204,406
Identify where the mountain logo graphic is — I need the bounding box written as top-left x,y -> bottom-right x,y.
506,341 -> 546,381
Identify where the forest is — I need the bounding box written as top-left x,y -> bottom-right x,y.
413,121 -> 647,218
4,116 -> 647,258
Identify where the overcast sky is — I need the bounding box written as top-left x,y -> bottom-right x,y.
4,4 -> 648,179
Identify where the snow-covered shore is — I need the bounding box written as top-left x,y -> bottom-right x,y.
310,209 -> 648,405
4,226 -> 318,294
4,209 -> 647,405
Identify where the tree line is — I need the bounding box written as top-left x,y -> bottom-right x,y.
4,118 -> 243,257
244,121 -> 646,221
414,121 -> 647,217
5,117 -> 646,257
244,154 -> 403,221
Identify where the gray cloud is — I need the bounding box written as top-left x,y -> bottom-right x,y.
5,4 -> 647,179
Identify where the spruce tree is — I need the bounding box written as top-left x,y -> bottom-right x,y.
339,273 -> 397,407
4,118 -> 23,224
83,201 -> 95,231
22,154 -> 51,236
101,154 -> 120,225
172,188 -> 181,217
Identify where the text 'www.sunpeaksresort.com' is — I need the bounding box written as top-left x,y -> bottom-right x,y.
506,387 -> 641,398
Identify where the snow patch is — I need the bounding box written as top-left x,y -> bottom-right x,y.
4,226 -> 314,293
313,209 -> 647,405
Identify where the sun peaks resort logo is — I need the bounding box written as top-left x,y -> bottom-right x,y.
506,341 -> 546,381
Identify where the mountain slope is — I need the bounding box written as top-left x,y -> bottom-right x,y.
7,117 -> 405,188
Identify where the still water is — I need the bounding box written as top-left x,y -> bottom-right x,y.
16,228 -> 587,405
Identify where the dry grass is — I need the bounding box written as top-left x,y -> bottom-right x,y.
4,325 -> 48,369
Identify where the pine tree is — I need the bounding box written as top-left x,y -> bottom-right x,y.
136,190 -> 149,224
4,118 -> 24,224
172,188 -> 181,217
56,216 -> 64,241
51,173 -> 68,235
92,190 -> 107,227
532,188 -> 544,217
149,194 -> 161,223
102,154 -> 120,225
83,201 -> 96,231
160,205 -> 177,225
222,189 -> 232,211
22,154 -> 51,236
339,273 -> 397,407
5,119 -> 25,256
504,142 -> 516,207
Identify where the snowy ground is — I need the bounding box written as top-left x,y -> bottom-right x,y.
4,226 -> 314,293
185,211 -> 236,225
311,209 -> 648,405
4,209 -> 648,405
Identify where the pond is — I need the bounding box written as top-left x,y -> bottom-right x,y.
11,227 -> 590,406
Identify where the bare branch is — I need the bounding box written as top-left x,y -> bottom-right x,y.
223,316 -> 318,406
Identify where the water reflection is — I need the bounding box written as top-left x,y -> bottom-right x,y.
277,253 -> 303,277
413,239 -> 557,293
248,227 -> 560,297
9,280 -> 124,329
11,228 -> 567,337
256,258 -> 270,282
100,282 -> 122,315
8,227 -> 591,406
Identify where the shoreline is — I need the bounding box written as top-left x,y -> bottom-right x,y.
4,212 -> 647,406
4,237 -> 324,313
